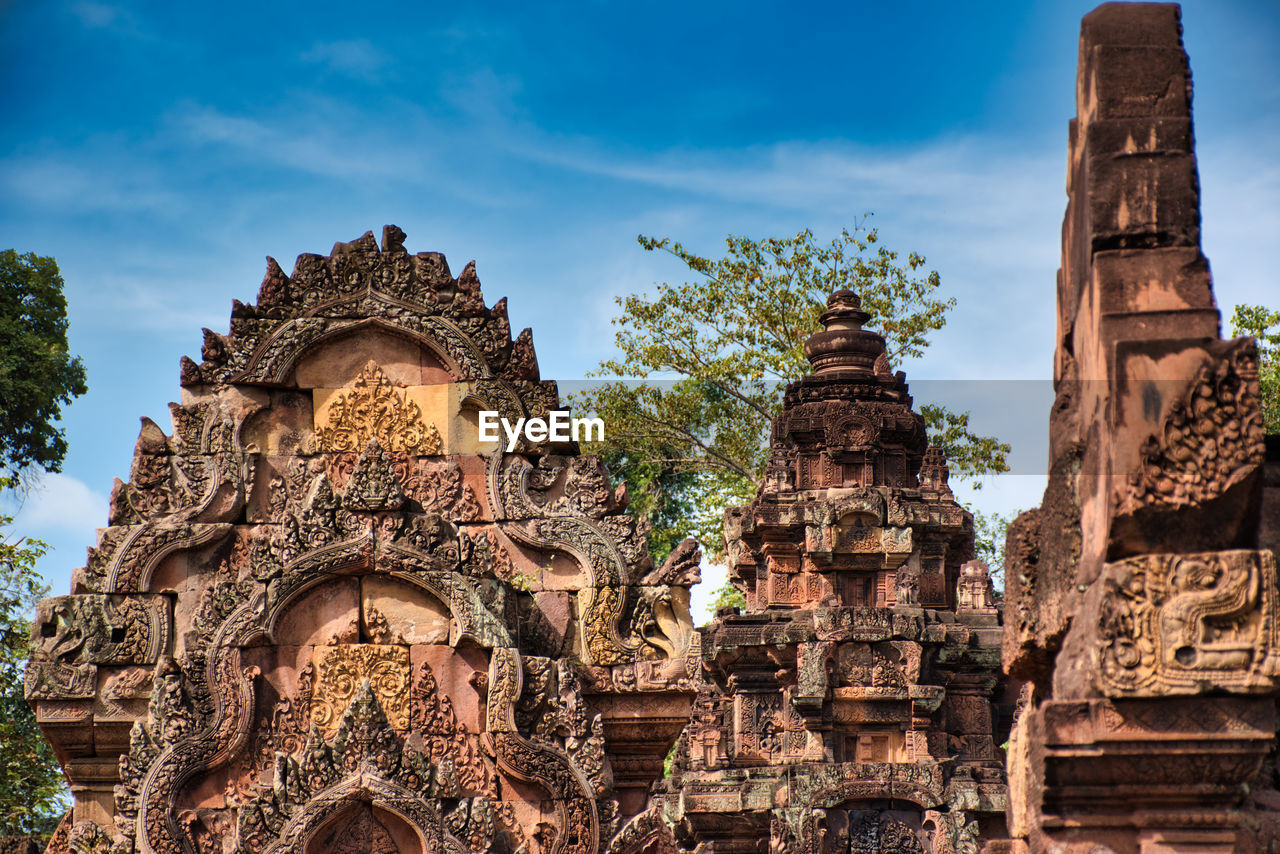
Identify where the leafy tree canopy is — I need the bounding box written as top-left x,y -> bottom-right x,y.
0,249 -> 84,836
0,479 -> 68,835
0,250 -> 88,480
573,219 -> 1010,560
972,509 -> 1020,594
1231,303 -> 1279,433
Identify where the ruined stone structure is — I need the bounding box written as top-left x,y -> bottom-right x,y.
23,244 -> 1012,854
1001,4 -> 1280,851
23,4 -> 1280,854
25,226 -> 703,853
651,292 -> 1009,852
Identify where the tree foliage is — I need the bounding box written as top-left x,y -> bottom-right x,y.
972,509 -> 1019,594
711,579 -> 747,614
597,444 -> 698,564
0,249 -> 83,836
0,250 -> 88,480
1231,303 -> 1280,433
574,221 -> 1010,555
0,480 -> 68,836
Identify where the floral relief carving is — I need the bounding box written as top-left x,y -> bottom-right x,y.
28,229 -> 778,853
315,360 -> 442,456
342,439 -> 408,512
1121,342 -> 1265,511
311,645 -> 412,733
402,457 -> 481,521
316,809 -> 399,854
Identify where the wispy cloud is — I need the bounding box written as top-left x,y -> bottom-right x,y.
172,102 -> 405,180
9,81 -> 1273,387
67,1 -> 150,39
0,150 -> 179,214
162,99 -> 536,209
11,473 -> 108,534
69,1 -> 122,28
300,39 -> 388,83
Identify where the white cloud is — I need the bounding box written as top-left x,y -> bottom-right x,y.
13,473 -> 108,534
0,151 -> 179,214
300,39 -> 388,82
67,1 -> 150,39
70,1 -> 121,28
172,103 -> 399,180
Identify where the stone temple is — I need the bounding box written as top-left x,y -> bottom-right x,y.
23,4 -> 1280,853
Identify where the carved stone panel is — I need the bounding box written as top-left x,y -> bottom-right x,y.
311,644 -> 413,732
314,360 -> 442,455
1098,549 -> 1279,696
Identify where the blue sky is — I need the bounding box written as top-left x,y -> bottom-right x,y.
3,0 -> 1277,615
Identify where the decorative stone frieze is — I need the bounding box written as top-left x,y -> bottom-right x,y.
1000,4 -> 1280,851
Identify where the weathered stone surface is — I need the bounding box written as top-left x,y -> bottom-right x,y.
28,7 -> 1277,854
1002,4 -> 1278,851
29,227 -> 699,854
650,290 -> 1009,852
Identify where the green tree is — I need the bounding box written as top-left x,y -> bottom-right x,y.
0,483 -> 68,836
574,221 -> 1010,559
598,445 -> 698,564
0,249 -> 84,837
1231,304 -> 1279,433
711,578 -> 747,614
973,509 -> 1020,594
0,250 -> 89,480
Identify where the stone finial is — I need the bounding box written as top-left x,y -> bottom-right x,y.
802,289 -> 888,377
920,446 -> 952,495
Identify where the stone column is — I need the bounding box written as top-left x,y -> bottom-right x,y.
1001,5 -> 1278,852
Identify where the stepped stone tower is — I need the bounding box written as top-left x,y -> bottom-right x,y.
25,227 -> 703,854
653,291 -> 1010,853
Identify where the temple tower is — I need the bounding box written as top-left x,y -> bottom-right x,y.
657,291 -> 1010,853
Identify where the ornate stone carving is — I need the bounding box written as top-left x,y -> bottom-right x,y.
315,360 -> 442,455
998,7 -> 1280,849
311,645 -> 412,733
28,229 -> 707,853
1121,341 -> 1265,512
411,659 -> 492,796
661,289 -> 1006,852
26,595 -> 169,701
1098,549 -> 1279,696
313,809 -> 398,854
641,538 -> 701,587
30,594 -> 169,666
235,680 -> 463,854
341,439 -> 407,512
955,561 -> 996,613
828,813 -> 925,854
403,458 -> 481,521
605,807 -> 678,854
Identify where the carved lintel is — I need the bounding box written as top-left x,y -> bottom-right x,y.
29,594 -> 170,670
1119,341 -> 1265,514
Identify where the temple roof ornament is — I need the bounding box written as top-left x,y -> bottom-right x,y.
802,288 -> 885,377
